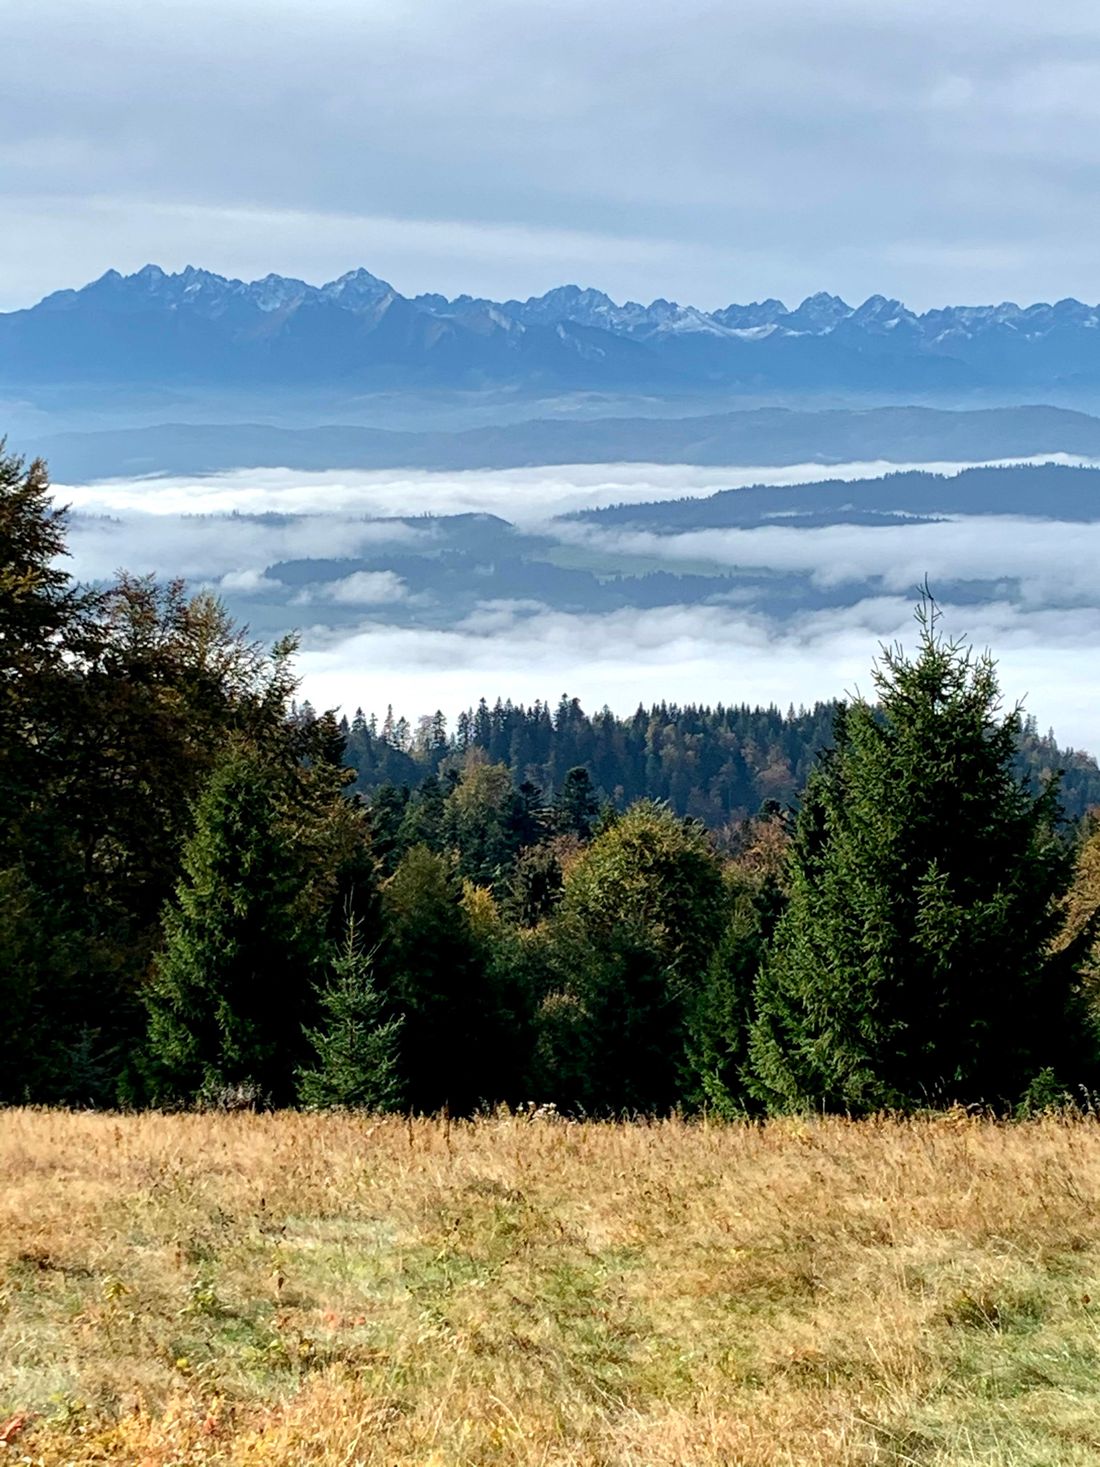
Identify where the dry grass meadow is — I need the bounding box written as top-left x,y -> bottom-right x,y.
3,1112 -> 1100,1465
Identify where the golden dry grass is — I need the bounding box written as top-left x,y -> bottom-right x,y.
3,1111 -> 1100,1465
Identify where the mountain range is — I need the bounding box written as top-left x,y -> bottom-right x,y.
9,264 -> 1100,395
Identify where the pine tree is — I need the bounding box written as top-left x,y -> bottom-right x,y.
298,914 -> 403,1110
145,748 -> 326,1105
749,597 -> 1096,1114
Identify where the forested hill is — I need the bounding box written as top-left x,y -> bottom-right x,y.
340,698 -> 1100,829
7,433 -> 1100,1116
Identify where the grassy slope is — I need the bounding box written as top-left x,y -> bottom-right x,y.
3,1112 -> 1100,1465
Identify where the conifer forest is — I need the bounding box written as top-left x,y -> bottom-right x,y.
4,440 -> 1100,1117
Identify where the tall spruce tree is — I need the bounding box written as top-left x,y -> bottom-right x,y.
685,807 -> 790,1115
379,845 -> 496,1113
444,760 -> 523,889
0,444 -> 89,908
0,444 -> 84,787
687,878 -> 786,1116
553,766 -> 600,840
145,747 -> 326,1105
749,598 -> 1096,1113
298,914 -> 403,1110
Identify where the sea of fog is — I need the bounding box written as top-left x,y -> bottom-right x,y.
53,457 -> 1100,756
56,452 -> 1098,524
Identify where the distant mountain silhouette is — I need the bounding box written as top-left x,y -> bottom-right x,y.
10,264 -> 1100,394
33,404 -> 1100,482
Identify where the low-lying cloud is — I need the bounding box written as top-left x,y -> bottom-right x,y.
52,459 -> 1100,756
295,570 -> 409,606
55,454 -> 1096,529
559,514 -> 1100,605
65,510 -> 424,584
294,596 -> 1100,754
218,567 -> 284,594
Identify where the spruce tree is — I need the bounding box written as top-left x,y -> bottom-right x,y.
298,914 -> 403,1110
509,843 -> 565,926
0,444 -> 81,719
379,845 -> 495,1113
145,747 -> 326,1105
686,871 -> 785,1116
685,807 -> 790,1114
510,779 -> 547,849
749,598 -> 1096,1113
553,767 -> 600,840
0,444 -> 89,872
443,761 -> 521,888
396,772 -> 447,852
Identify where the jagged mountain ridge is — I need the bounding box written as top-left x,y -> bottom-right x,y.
8,263 -> 1100,391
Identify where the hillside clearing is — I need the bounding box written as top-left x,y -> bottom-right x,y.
3,1111 -> 1100,1465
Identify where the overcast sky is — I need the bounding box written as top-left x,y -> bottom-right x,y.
6,0 -> 1100,312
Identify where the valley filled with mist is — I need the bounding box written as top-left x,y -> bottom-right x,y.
50,446 -> 1100,755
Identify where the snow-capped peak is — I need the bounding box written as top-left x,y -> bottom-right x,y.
320,268 -> 394,307
247,273 -> 314,312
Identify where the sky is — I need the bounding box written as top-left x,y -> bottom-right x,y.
7,0 -> 1100,312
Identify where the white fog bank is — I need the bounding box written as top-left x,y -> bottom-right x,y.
54,453 -> 1099,526
49,459 -> 1100,759
294,598 -> 1100,757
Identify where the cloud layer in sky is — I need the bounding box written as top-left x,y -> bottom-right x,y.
7,0 -> 1100,310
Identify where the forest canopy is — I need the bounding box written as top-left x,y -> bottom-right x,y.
3,439 -> 1100,1115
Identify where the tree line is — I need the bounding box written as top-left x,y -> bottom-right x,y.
3,441 -> 1099,1114
342,692 -> 1100,833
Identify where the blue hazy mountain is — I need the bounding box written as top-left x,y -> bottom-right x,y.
9,264 -> 1100,396
33,404 -> 1100,482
